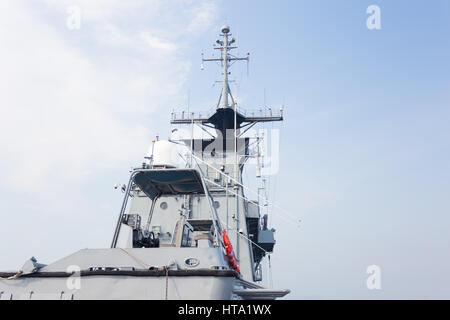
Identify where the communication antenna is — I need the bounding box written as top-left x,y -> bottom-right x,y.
247,53 -> 250,76
201,25 -> 249,109
256,132 -> 262,178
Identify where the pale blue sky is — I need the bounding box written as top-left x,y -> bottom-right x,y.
0,0 -> 449,299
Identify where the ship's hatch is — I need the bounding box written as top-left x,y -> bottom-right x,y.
133,169 -> 205,200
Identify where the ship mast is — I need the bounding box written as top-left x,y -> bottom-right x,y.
202,25 -> 249,109
202,25 -> 249,258
170,24 -> 284,280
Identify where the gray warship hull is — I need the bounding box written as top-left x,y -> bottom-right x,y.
0,273 -> 235,300
0,248 -> 235,300
1,248 -> 287,300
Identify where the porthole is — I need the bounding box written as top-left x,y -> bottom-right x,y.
214,201 -> 220,209
184,257 -> 200,268
160,202 -> 168,210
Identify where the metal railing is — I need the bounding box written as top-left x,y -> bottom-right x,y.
170,106 -> 283,121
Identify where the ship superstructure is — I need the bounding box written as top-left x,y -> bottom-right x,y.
169,24 -> 284,283
0,25 -> 289,300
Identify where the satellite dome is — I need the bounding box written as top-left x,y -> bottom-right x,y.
221,24 -> 230,34
146,140 -> 188,168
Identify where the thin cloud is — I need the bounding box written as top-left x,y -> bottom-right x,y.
0,0 -> 217,193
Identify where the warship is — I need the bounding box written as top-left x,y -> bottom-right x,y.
0,25 -> 290,300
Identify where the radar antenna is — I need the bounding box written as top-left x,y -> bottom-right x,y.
202,25 -> 249,109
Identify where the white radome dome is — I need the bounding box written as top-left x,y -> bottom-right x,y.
146,140 -> 189,168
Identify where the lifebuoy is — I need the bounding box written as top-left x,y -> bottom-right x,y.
221,230 -> 241,274
222,230 -> 231,248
